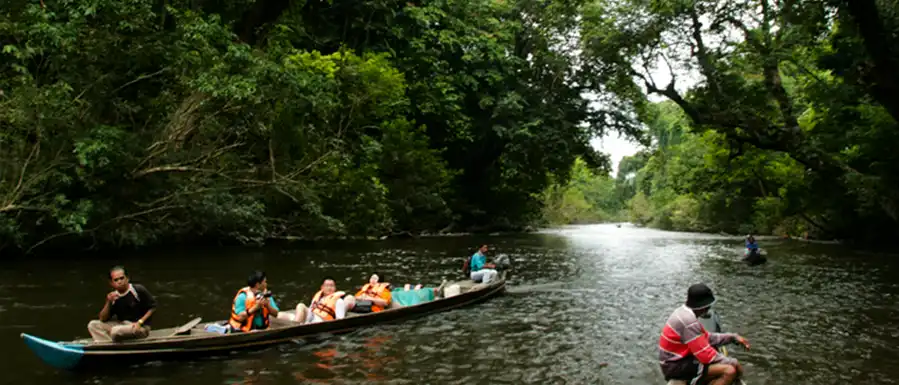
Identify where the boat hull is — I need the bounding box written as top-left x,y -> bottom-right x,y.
23,277 -> 506,370
21,334 -> 85,370
742,249 -> 767,266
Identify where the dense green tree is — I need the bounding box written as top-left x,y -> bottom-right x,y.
580,0 -> 899,244
0,0 -> 622,254
5,0 -> 899,253
541,158 -> 622,225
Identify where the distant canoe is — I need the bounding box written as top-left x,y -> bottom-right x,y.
22,275 -> 507,370
743,249 -> 768,266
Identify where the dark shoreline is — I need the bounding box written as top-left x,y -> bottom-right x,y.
0,224 -> 542,260
10,221 -> 899,260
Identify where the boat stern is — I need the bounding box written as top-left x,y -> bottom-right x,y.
21,333 -> 85,370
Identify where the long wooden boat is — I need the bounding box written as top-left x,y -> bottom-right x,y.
22,274 -> 507,370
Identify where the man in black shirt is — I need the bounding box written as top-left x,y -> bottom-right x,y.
87,266 -> 157,342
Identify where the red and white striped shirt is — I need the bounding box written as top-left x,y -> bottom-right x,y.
659,305 -> 737,367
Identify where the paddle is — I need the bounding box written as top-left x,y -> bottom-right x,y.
168,317 -> 202,336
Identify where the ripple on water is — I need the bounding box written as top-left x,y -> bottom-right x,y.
3,224 -> 899,385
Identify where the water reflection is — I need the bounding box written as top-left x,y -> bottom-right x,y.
3,224 -> 899,384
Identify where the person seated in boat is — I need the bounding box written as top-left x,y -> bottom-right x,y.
229,270 -> 280,332
87,266 -> 157,342
470,244 -> 498,283
283,277 -> 355,324
745,235 -> 759,254
352,272 -> 393,313
402,283 -> 424,291
659,283 -> 751,385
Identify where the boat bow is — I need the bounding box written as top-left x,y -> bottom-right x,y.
21,333 -> 85,370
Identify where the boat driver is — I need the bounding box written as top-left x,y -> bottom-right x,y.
470,244 -> 498,283
87,266 -> 157,342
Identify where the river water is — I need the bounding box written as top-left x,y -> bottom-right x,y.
2,224 -> 898,385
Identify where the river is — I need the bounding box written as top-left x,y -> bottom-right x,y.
2,224 -> 898,384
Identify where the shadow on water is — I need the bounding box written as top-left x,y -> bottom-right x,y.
3,224 -> 899,384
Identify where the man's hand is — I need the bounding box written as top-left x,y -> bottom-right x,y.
132,322 -> 141,331
252,300 -> 265,313
106,291 -> 118,303
735,335 -> 751,350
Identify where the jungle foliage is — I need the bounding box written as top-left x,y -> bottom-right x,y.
0,0 -> 622,254
575,0 -> 899,244
3,0 -> 899,253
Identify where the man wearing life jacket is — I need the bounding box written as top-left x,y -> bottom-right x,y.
281,277 -> 355,324
229,271 -> 280,332
353,272 -> 392,313
310,277 -> 355,323
87,266 -> 157,342
659,283 -> 751,385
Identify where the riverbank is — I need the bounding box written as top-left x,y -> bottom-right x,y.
1,222 -> 543,259
620,221 -> 847,244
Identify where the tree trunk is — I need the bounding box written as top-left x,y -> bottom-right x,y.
842,0 -> 899,123
234,0 -> 292,46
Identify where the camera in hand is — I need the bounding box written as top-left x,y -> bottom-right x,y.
255,290 -> 272,300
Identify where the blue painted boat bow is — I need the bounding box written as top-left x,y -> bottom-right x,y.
21,333 -> 85,370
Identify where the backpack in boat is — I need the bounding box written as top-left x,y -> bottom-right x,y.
462,255 -> 472,277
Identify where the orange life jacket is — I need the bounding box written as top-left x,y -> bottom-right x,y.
311,290 -> 345,321
229,287 -> 270,332
356,282 -> 391,312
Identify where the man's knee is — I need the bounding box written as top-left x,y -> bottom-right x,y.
723,365 -> 736,377
713,364 -> 737,378
708,363 -> 737,380
110,324 -> 147,341
87,320 -> 106,331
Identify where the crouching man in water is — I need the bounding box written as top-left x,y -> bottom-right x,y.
659,283 -> 750,385
87,266 -> 157,342
229,271 -> 280,332
282,277 -> 355,323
